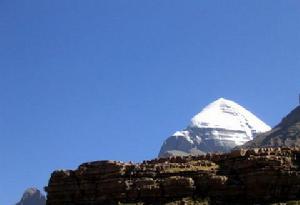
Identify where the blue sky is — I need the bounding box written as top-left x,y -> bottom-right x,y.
0,1 -> 300,204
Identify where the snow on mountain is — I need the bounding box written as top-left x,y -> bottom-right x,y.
190,98 -> 271,144
159,98 -> 271,157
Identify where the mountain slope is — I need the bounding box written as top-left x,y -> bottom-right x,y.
159,98 -> 270,157
242,105 -> 300,148
16,188 -> 46,205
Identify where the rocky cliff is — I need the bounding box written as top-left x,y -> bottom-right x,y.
46,147 -> 300,205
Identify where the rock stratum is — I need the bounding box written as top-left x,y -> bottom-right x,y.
46,147 -> 300,205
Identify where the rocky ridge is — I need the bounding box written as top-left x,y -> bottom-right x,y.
46,147 -> 300,205
243,106 -> 300,148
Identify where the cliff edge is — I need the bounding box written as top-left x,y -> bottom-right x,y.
46,147 -> 300,205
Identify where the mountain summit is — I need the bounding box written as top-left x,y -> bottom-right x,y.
159,98 -> 271,157
16,188 -> 46,205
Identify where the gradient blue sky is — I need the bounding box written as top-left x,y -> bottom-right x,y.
1,1 -> 300,204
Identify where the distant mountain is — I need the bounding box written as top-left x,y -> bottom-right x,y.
242,105 -> 300,148
159,98 -> 271,157
16,188 -> 46,205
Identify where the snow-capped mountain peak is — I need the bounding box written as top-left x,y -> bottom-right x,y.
159,98 -> 271,157
190,98 -> 271,137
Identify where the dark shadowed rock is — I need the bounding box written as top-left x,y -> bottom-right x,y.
16,188 -> 46,205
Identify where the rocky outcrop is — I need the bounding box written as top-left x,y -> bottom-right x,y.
243,106 -> 300,148
46,147 -> 300,205
16,188 -> 46,205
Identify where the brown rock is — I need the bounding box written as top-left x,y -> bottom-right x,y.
46,147 -> 300,205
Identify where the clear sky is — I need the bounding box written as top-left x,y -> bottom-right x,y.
0,1 -> 300,204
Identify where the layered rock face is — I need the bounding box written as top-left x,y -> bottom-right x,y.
243,106 -> 300,148
159,98 -> 271,157
46,147 -> 300,205
16,188 -> 46,205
